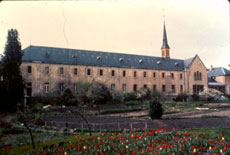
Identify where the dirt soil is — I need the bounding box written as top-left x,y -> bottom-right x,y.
44,103 -> 230,131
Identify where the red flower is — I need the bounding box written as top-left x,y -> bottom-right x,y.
179,149 -> 182,152
208,140 -> 210,144
146,147 -> 149,152
199,146 -> 202,150
37,152 -> 41,155
98,151 -> 101,155
220,133 -> 222,137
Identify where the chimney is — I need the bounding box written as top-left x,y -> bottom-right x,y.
210,65 -> 213,70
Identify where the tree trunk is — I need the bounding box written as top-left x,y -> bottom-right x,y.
24,122 -> 36,149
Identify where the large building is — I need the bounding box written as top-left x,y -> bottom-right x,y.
20,24 -> 208,98
208,66 -> 230,95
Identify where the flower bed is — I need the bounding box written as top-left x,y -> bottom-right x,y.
2,128 -> 230,155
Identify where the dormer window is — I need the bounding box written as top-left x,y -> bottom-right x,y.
45,52 -> 49,58
72,54 -> 77,59
97,56 -> 101,60
119,58 -> 124,62
139,59 -> 143,64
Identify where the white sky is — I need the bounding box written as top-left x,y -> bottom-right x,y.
0,0 -> 229,69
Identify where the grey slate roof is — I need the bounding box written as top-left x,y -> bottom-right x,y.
208,67 -> 230,77
161,23 -> 170,49
22,45 -> 194,71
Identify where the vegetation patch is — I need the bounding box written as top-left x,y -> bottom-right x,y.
1,128 -> 229,155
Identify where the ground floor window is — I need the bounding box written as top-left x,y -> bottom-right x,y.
26,82 -> 32,96
180,85 -> 183,93
193,85 -> 204,94
59,83 -> 64,92
153,85 -> 157,92
133,84 -> 137,91
44,83 -> 49,93
111,84 -> 115,90
122,84 -> 126,92
162,85 -> 166,92
172,85 -> 175,93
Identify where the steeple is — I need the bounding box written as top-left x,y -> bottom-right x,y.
161,22 -> 170,58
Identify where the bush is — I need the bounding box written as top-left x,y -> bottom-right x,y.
125,100 -> 140,105
111,91 -> 124,104
152,90 -> 165,100
148,99 -> 164,119
174,93 -> 188,102
192,94 -> 200,101
124,91 -> 137,101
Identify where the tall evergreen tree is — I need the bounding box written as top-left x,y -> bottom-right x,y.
1,29 -> 24,111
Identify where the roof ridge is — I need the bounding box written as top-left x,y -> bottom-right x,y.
221,67 -> 226,75
25,45 -> 185,61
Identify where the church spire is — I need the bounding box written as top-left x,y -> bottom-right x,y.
161,22 -> 170,58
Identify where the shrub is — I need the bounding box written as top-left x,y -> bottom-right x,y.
124,91 -> 137,101
125,100 -> 140,105
152,90 -> 165,100
110,90 -> 124,104
148,99 -> 164,119
174,93 -> 188,102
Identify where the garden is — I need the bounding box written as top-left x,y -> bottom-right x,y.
1,128 -> 230,155
1,82 -> 230,154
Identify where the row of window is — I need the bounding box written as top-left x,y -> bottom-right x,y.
42,82 -> 184,94
27,65 -> 184,79
194,71 -> 202,81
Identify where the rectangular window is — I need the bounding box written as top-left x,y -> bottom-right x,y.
26,82 -> 32,96
123,71 -> 126,77
180,85 -> 183,93
45,67 -> 49,74
44,83 -> 49,93
180,73 -> 183,80
144,72 -> 147,77
133,84 -> 137,91
153,85 -> 157,91
74,68 -> 77,75
87,69 -> 91,75
171,73 -> 174,79
144,84 -> 147,88
122,84 -> 126,92
28,66 -> 32,73
172,85 -> 175,93
162,85 -> 166,92
111,84 -> 115,90
162,72 -> 165,79
112,70 -> 115,76
134,71 -> 137,77
74,83 -> 77,92
59,83 -> 64,92
100,69 -> 103,76
60,67 -> 64,75
153,72 -> 156,78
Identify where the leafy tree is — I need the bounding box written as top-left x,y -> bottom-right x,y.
87,82 -> 112,113
74,81 -> 92,104
137,88 -> 152,109
1,29 -> 24,111
70,81 -> 92,135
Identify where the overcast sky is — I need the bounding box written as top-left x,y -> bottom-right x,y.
0,0 -> 229,69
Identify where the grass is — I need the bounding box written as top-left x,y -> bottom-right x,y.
183,127 -> 230,141
0,133 -> 95,155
